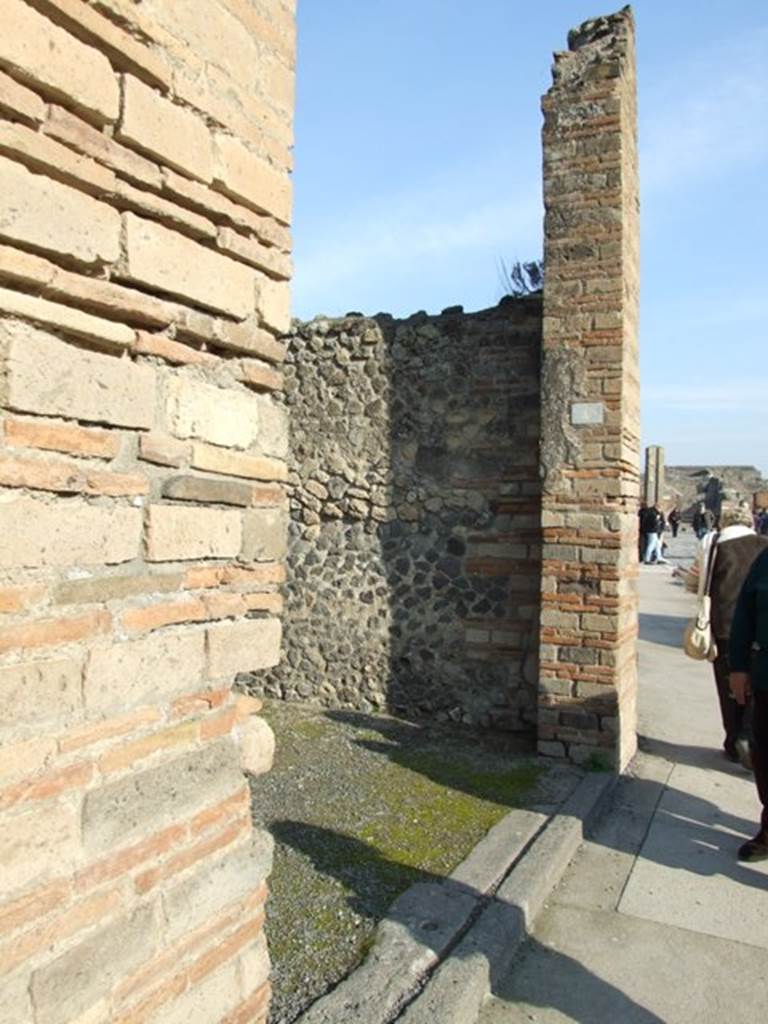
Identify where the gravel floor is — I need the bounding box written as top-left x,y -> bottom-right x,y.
248,701 -> 580,1024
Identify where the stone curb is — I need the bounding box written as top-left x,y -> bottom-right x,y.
296,771 -> 616,1024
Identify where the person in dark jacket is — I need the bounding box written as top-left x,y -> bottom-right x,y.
703,503 -> 768,763
730,546 -> 768,861
668,508 -> 681,538
638,503 -> 648,560
641,504 -> 665,564
693,504 -> 707,539
693,503 -> 716,540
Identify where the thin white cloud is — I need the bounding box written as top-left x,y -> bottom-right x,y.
293,178 -> 541,313
641,27 -> 768,190
645,380 -> 764,413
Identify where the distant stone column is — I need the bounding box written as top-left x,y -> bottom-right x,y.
644,445 -> 665,505
537,8 -> 640,769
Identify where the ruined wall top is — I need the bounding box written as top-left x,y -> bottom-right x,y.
551,6 -> 635,87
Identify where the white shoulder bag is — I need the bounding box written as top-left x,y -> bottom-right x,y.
683,532 -> 719,662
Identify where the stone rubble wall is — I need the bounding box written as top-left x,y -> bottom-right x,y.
247,300 -> 543,730
537,8 -> 641,768
0,2 -> 294,1022
662,465 -> 768,516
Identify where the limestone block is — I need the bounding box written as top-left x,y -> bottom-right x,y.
162,475 -> 255,507
146,505 -> 242,561
0,0 -> 120,124
163,834 -> 272,940
33,0 -> 171,91
217,227 -> 292,280
207,619 -> 282,678
0,285 -> 135,350
0,120 -> 116,195
139,0 -> 259,90
154,962 -> 241,1024
44,104 -> 163,190
221,0 -> 296,64
0,243 -> 174,331
268,48 -> 296,106
0,802 -> 80,896
113,179 -> 217,241
0,969 -> 32,1024
239,716 -> 276,776
2,322 -> 155,428
240,929 -> 271,994
0,154 -> 120,266
214,318 -> 288,362
0,496 -> 142,569
133,331 -> 216,368
238,359 -> 284,392
257,274 -> 291,334
0,658 -> 83,732
55,572 -> 183,606
160,165 -> 271,238
120,213 -> 254,320
85,629 -> 206,712
29,907 -> 157,1024
166,377 -> 260,449
82,740 -> 243,853
191,442 -> 288,482
254,396 -> 289,458
213,133 -> 292,223
119,75 -> 213,183
242,507 -> 288,562
138,433 -> 189,468
0,68 -> 46,125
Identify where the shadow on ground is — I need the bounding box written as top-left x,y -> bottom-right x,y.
251,701 -> 550,1024
326,708 -> 536,807
486,935 -> 666,1023
273,818 -> 666,1023
638,611 -> 689,647
267,762 -> 766,1022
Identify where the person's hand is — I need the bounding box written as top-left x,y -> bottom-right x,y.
730,671 -> 751,706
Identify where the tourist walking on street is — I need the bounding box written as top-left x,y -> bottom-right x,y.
700,503 -> 768,764
638,503 -> 648,561
693,503 -> 716,539
668,507 -> 681,538
641,504 -> 666,564
730,544 -> 768,861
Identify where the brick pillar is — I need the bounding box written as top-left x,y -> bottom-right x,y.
537,8 -> 640,769
643,445 -> 664,506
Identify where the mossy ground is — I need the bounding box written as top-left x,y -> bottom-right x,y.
249,701 -> 563,1024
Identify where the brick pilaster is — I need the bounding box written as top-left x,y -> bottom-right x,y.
537,7 -> 640,769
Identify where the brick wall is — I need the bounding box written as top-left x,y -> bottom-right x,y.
0,2 -> 294,1021
248,300 -> 543,732
537,8 -> 640,768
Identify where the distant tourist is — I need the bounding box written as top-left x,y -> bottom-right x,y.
668,508 -> 681,538
699,503 -> 768,766
638,503 -> 648,560
729,544 -> 768,861
693,503 -> 714,540
640,504 -> 666,564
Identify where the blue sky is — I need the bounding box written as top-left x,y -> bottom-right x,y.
291,2 -> 768,474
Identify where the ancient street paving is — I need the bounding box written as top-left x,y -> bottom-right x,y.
479,532 -> 768,1024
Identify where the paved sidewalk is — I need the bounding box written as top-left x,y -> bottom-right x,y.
479,536 -> 768,1024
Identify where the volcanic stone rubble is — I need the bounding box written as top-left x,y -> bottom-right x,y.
246,299 -> 543,731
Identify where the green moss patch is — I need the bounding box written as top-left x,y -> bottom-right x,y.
250,702 -> 544,1023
